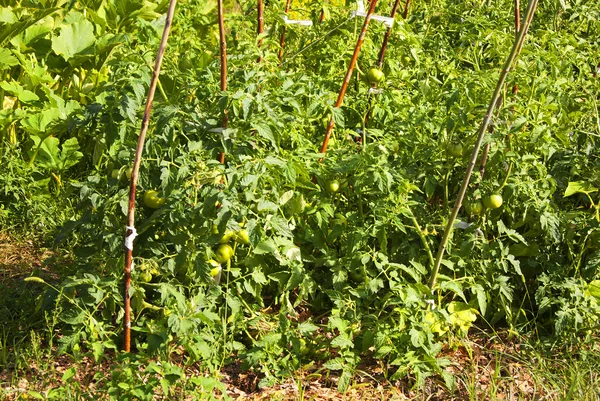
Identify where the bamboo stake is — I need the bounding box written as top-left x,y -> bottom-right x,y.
278,0 -> 293,63
320,0 -> 379,156
363,0 -> 402,131
123,0 -> 178,352
376,0 -> 402,68
479,0 -> 521,180
218,0 -> 228,164
319,0 -> 328,23
257,0 -> 264,62
428,0 -> 538,289
402,0 -> 411,19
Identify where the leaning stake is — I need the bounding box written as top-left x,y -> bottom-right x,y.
218,0 -> 228,164
257,0 -> 264,62
123,0 -> 178,352
428,0 -> 538,289
278,0 -> 292,63
479,0 -> 521,179
320,0 -> 379,156
376,0 -> 402,68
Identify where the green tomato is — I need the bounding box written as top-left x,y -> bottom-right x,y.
111,169 -> 121,179
125,167 -> 133,180
143,190 -> 166,209
219,230 -> 235,244
214,244 -> 234,263
208,259 -> 222,280
366,67 -> 385,84
465,199 -> 484,215
328,180 -> 340,193
139,272 -> 153,283
483,193 -> 503,209
235,229 -> 250,245
446,143 -> 463,158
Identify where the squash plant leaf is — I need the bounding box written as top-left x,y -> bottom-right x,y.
51,18 -> 96,60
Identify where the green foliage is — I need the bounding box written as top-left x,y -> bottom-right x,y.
2,0 -> 600,391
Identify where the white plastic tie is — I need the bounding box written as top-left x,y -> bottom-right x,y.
352,0 -> 395,28
425,299 -> 436,310
454,220 -> 484,238
124,226 -> 137,250
368,87 -> 384,95
283,15 -> 313,26
209,127 -> 225,133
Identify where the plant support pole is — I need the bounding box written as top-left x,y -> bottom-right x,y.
363,0 -> 402,129
376,0 -> 402,68
320,0 -> 379,155
319,0 -> 328,23
123,0 -> 177,352
402,0 -> 411,19
278,0 -> 292,63
479,0 -> 521,180
218,0 -> 228,164
428,0 -> 538,289
257,0 -> 264,62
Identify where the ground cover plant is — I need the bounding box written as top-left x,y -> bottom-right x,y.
1,0 -> 600,399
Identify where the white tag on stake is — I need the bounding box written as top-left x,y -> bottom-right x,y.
454,220 -> 484,238
283,15 -> 313,26
124,225 -> 138,251
352,0 -> 395,28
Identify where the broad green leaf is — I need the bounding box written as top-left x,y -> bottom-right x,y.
0,48 -> 18,69
0,7 -> 16,24
20,109 -> 61,135
564,181 -> 598,197
52,18 -> 96,60
30,135 -> 82,171
588,280 -> 600,300
0,80 -> 39,102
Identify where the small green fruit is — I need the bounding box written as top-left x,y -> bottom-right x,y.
328,180 -> 340,193
446,143 -> 463,158
366,67 -> 385,84
235,229 -> 250,245
214,244 -> 234,263
219,230 -> 235,244
143,190 -> 166,209
483,193 -> 503,209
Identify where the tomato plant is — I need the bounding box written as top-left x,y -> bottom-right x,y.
5,0 -> 600,392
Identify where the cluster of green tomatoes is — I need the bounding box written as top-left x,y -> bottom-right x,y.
207,224 -> 250,283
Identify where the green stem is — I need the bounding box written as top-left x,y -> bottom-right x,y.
428,0 -> 539,290
498,162 -> 513,190
407,206 -> 435,271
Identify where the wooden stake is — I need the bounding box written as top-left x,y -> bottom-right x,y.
402,0 -> 411,19
376,0 -> 402,68
319,0 -> 328,23
218,0 -> 228,164
479,0 -> 520,180
320,0 -> 379,156
123,0 -> 178,352
257,0 -> 264,62
428,0 -> 539,289
278,0 -> 293,63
